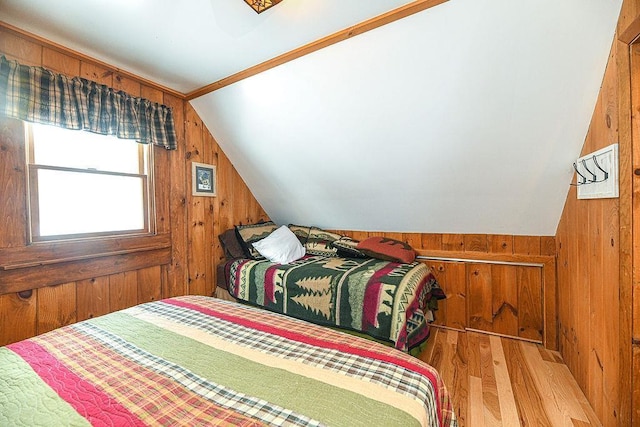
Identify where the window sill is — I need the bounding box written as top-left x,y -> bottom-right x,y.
0,233 -> 171,271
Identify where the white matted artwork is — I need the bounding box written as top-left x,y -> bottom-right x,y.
192,162 -> 216,196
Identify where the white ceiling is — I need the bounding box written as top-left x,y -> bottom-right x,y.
0,0 -> 418,93
1,0 -> 623,235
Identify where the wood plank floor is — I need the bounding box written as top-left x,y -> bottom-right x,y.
420,328 -> 602,427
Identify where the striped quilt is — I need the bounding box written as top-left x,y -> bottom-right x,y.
226,256 -> 445,351
0,296 -> 456,427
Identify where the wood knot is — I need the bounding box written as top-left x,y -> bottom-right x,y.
185,152 -> 192,159
606,114 -> 611,128
635,168 -> 640,176
17,289 -> 33,299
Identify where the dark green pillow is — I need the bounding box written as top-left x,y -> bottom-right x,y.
331,237 -> 368,258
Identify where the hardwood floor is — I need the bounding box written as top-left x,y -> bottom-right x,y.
420,328 -> 602,427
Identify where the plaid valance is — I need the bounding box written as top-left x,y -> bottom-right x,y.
0,55 -> 177,150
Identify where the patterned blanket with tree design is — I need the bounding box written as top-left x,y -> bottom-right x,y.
225,255 -> 445,351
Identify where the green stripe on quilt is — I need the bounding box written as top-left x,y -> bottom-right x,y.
89,313 -> 420,427
0,348 -> 90,427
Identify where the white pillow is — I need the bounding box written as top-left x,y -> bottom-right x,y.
252,225 -> 306,264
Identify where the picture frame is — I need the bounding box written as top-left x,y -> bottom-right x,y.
192,162 -> 216,197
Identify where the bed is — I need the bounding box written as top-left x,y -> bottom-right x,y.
218,223 -> 445,352
0,296 -> 456,427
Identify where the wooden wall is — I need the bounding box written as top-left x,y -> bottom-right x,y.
332,230 -> 556,348
555,43 -> 620,427
0,25 -> 268,346
555,0 -> 640,424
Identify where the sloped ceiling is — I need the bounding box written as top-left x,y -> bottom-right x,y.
1,0 -> 623,235
0,0 -> 417,93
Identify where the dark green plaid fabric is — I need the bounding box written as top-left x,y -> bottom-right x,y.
0,55 -> 176,150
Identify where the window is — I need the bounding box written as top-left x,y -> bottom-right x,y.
26,123 -> 155,242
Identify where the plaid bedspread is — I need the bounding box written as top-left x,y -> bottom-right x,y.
226,256 -> 445,351
0,296 -> 456,427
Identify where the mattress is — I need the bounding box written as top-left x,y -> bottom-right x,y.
0,295 -> 456,427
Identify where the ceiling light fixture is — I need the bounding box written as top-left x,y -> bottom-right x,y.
244,0 -> 282,14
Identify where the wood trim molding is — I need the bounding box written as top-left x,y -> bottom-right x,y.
621,36 -> 636,427
0,233 -> 171,271
619,14 -> 640,44
185,0 -> 448,100
0,21 -> 185,100
415,249 -> 553,266
0,248 -> 171,295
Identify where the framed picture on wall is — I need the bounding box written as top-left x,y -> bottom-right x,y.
192,162 -> 216,197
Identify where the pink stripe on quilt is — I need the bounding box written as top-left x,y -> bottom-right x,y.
165,298 -> 444,426
8,340 -> 145,427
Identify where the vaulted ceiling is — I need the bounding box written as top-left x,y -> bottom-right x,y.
0,0 -> 623,235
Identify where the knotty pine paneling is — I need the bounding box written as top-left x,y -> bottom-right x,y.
186,105 -> 215,297
0,292 -> 36,345
490,265 -> 519,337
137,266 -> 163,304
109,271 -> 138,312
426,260 -> 466,330
330,230 -> 555,257
467,263 -> 494,332
556,24 -> 623,426
466,263 -> 542,342
0,24 -> 268,346
632,34 -> 640,427
517,267 -> 543,342
76,276 -> 111,322
162,93 -> 188,299
0,117 -> 27,248
36,282 -> 76,335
